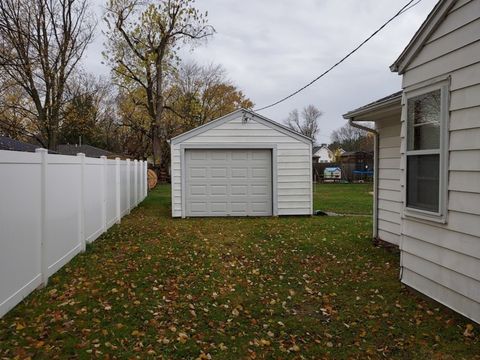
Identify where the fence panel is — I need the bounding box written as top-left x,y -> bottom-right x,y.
105,160 -> 117,228
45,154 -> 82,277
0,151 -> 42,317
129,162 -> 136,209
0,150 -> 147,318
84,157 -> 104,243
120,161 -> 129,216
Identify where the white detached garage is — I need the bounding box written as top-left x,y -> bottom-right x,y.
170,109 -> 313,217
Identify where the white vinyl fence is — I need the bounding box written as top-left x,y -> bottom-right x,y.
0,149 -> 148,317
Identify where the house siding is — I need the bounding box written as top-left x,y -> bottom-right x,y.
400,0 -> 480,323
171,114 -> 312,217
377,118 -> 402,245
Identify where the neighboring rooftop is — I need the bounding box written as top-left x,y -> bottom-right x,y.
0,136 -> 40,152
57,144 -> 114,158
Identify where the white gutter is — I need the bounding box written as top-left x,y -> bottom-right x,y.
348,119 -> 379,241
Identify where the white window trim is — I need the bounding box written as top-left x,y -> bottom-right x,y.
403,79 -> 449,224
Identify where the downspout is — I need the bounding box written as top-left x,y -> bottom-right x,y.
348,119 -> 379,242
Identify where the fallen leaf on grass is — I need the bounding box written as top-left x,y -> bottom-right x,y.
177,332 -> 188,343
289,344 -> 300,352
464,324 -> 475,338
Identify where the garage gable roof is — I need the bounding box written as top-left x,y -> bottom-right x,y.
170,108 -> 313,145
390,0 -> 456,74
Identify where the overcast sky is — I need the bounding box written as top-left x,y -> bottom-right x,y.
84,0 -> 438,143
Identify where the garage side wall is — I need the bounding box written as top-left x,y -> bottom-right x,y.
171,115 -> 312,217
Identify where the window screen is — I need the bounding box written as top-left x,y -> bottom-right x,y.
406,154 -> 440,212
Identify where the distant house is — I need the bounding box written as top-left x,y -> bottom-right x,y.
344,0 -> 480,323
0,136 -> 40,153
57,144 -> 115,158
312,144 -> 334,163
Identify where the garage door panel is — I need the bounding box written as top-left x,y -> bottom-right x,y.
252,168 -> 268,178
252,151 -> 270,160
231,202 -> 248,212
190,185 -> 207,195
190,152 -> 207,160
210,152 -> 227,160
211,167 -> 227,178
251,185 -> 268,195
231,167 -> 248,178
231,185 -> 248,195
189,202 -> 208,213
231,152 -> 248,160
252,202 -> 270,213
186,149 -> 272,217
190,168 -> 206,178
210,185 -> 227,195
211,202 -> 228,213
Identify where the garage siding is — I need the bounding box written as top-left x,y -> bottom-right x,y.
171,114 -> 312,217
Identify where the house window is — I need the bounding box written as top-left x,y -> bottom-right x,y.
405,83 -> 448,220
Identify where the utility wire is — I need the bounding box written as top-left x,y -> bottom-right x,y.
255,0 -> 422,112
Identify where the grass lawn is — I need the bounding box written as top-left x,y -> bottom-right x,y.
1,185 -> 479,359
313,183 -> 373,215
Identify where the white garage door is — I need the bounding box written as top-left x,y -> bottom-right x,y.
185,149 -> 272,217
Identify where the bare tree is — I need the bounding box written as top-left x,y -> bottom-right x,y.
60,73 -> 115,147
285,105 -> 322,140
0,0 -> 95,150
104,0 -> 214,171
330,122 -> 374,152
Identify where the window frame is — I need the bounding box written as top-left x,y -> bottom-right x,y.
403,79 -> 449,223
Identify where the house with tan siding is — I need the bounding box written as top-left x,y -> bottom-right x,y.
344,0 -> 480,323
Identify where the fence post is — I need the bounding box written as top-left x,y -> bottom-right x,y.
134,159 -> 138,207
138,160 -> 142,202
144,161 -> 148,198
126,159 -> 131,213
144,160 -> 148,197
138,159 -> 141,205
139,160 -> 143,202
115,157 -> 121,224
100,156 -> 107,233
77,153 -> 86,252
142,161 -> 145,199
36,148 -> 49,287
143,161 -> 147,199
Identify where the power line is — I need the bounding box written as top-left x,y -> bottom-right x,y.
255,0 -> 422,112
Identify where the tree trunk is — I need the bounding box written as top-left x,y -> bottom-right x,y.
152,44 -> 166,180
152,123 -> 162,169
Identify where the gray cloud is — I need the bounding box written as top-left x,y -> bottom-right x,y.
84,0 -> 438,143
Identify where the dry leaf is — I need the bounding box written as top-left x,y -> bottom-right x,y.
464,324 -> 475,338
